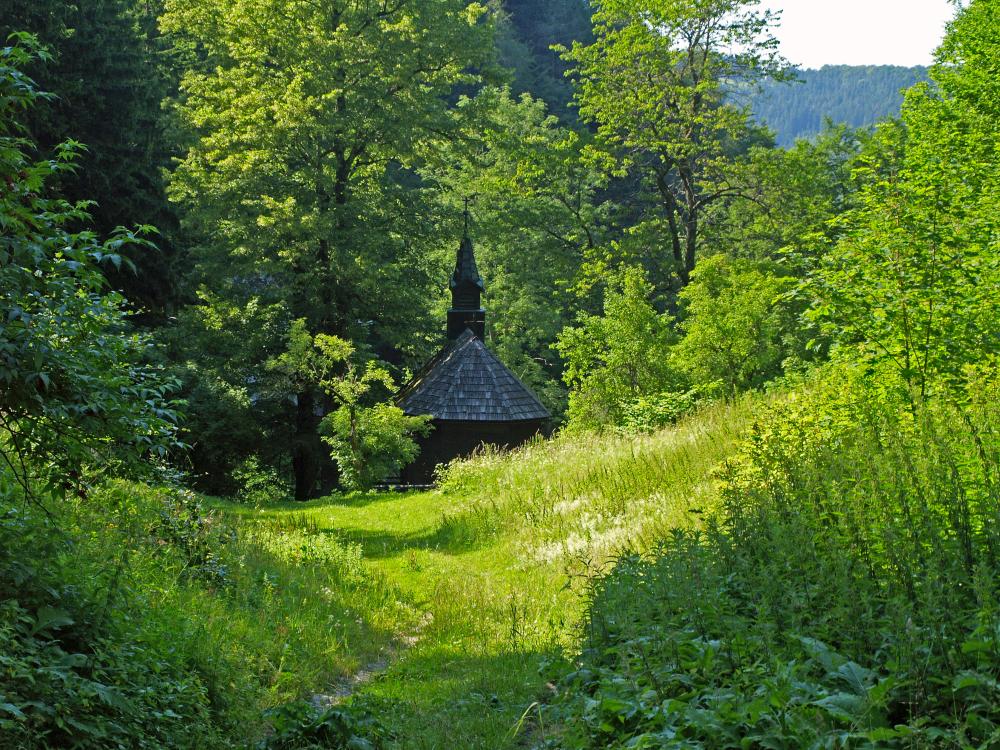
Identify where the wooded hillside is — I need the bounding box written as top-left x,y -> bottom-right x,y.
752,65 -> 930,145
496,0 -> 927,144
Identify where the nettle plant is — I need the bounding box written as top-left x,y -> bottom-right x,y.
0,34 -> 181,503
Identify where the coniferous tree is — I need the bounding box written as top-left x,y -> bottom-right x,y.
0,0 -> 180,315
752,65 -> 929,146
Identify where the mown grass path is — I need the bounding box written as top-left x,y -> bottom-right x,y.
232,399 -> 758,747
279,490 -> 579,749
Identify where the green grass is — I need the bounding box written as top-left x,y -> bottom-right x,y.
540,365 -> 1000,748
79,484 -> 415,744
208,394 -> 764,748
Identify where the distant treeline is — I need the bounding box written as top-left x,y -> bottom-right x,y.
752,65 -> 930,146
497,1 -> 931,146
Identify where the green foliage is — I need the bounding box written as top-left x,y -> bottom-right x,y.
541,362 -> 1000,748
161,291 -> 289,494
808,0 -> 1000,400
0,35 -> 180,503
0,500 -> 220,749
322,404 -> 432,492
556,267 -> 679,429
0,0 -> 180,313
618,387 -> 710,433
703,122 -> 863,264
258,701 -> 387,750
154,490 -> 236,587
230,456 -> 291,505
563,0 -> 790,285
271,320 -> 432,491
673,255 -> 798,394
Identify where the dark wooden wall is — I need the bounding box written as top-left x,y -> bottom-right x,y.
401,419 -> 547,484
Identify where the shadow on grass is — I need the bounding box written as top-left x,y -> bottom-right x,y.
321,516 -> 502,560
351,645 -> 567,750
307,490 -> 436,510
208,490 -> 438,517
322,526 -> 446,559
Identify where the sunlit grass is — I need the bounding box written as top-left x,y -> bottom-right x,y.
206,395 -> 764,747
435,394 -> 763,565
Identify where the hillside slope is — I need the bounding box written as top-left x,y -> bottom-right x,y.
496,0 -> 928,142
217,395 -> 762,748
752,65 -> 929,145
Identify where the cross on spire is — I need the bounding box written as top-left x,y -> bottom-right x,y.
463,195 -> 472,238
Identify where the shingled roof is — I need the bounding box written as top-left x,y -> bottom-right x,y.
399,329 -> 550,422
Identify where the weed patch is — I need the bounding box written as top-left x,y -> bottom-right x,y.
540,364 -> 1000,748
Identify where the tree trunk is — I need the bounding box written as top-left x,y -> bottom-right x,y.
292,390 -> 321,501
680,168 -> 698,286
683,211 -> 697,285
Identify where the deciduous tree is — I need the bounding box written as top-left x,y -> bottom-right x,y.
556,267 -> 679,428
562,0 -> 789,286
162,0 -> 492,497
809,0 -> 1000,401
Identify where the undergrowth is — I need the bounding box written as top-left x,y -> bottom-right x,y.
539,361 -> 1000,749
0,482 -> 408,748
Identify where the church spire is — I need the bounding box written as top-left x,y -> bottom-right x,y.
447,201 -> 486,340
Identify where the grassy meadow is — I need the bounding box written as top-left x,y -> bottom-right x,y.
192,394 -> 762,747
1,394 -> 761,748
10,370 -> 1000,749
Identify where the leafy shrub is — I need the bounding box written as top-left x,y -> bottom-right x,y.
556,267 -> 680,430
0,35 -> 180,503
153,489 -> 236,587
541,362 -> 1000,748
673,255 -> 799,395
0,504 -> 220,749
231,456 -> 291,505
322,403 -> 432,491
270,320 -> 432,492
257,701 -> 388,750
617,386 -> 712,433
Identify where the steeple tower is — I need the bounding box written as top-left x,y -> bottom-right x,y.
397,200 -> 551,484
447,204 -> 486,340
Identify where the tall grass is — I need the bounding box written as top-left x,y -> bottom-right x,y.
542,362 -> 1000,749
58,484 -> 413,744
436,395 -> 764,565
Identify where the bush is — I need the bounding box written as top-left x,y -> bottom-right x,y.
321,403 -> 432,491
0,35 -> 179,503
556,267 -> 680,430
231,456 -> 291,505
673,255 -> 798,395
617,386 -> 712,433
541,362 -> 1000,748
257,701 -> 388,750
0,504 -> 220,749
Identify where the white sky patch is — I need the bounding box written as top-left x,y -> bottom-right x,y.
757,0 -> 956,68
